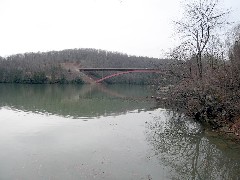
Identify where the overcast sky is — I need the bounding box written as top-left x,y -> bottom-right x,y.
0,0 -> 239,58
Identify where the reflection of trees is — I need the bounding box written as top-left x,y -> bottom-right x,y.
0,84 -> 156,118
146,111 -> 240,180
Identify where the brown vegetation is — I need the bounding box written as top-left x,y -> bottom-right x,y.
158,0 -> 240,138
164,22 -> 240,138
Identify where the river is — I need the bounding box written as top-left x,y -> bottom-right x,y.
0,84 -> 239,180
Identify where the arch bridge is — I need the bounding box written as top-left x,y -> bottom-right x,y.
79,68 -> 165,83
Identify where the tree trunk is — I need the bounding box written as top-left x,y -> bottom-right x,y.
196,53 -> 202,79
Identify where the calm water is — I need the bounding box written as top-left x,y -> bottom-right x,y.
0,84 -> 240,180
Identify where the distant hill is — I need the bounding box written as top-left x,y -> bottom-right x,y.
0,48 -> 181,85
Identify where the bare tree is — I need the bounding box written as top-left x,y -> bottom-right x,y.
174,0 -> 230,78
228,24 -> 240,86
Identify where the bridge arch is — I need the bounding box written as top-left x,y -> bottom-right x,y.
95,70 -> 163,83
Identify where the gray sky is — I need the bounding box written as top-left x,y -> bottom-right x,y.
0,0 -> 239,58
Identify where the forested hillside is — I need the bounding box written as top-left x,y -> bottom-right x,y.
0,48 -> 180,85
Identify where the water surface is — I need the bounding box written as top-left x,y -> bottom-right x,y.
0,84 -> 239,180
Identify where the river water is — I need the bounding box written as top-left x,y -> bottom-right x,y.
0,84 -> 239,180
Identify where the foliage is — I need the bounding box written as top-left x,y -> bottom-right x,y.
32,72 -> 47,84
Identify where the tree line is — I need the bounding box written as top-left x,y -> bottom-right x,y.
0,49 -> 179,85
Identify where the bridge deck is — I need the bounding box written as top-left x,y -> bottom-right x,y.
79,68 -> 159,71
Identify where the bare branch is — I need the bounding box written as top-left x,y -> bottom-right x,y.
172,0 -> 230,78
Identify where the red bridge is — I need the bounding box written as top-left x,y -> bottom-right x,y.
79,68 -> 164,83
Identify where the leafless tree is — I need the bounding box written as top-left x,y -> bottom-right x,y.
228,24 -> 240,87
174,0 -> 230,78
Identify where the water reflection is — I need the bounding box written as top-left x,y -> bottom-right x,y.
0,84 -> 156,118
146,110 -> 240,179
1,84 -> 240,179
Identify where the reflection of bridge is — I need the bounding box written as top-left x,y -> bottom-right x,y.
79,68 -> 163,83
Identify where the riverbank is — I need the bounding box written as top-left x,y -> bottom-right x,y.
155,80 -> 240,142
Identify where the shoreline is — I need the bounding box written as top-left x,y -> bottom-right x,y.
154,94 -> 240,144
